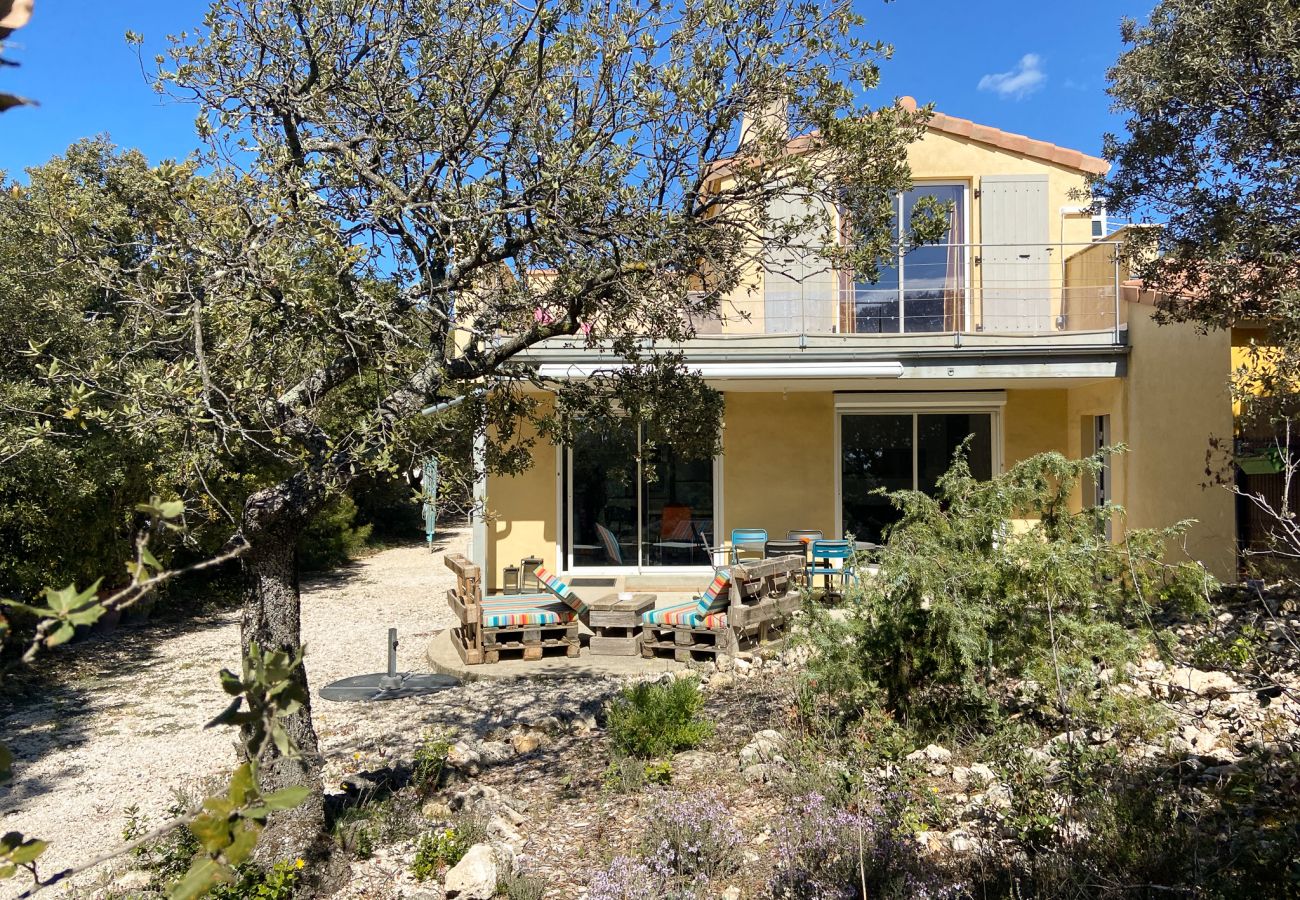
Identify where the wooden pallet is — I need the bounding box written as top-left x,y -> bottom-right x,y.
639,603 -> 798,661
451,622 -> 580,665
588,592 -> 656,657
640,623 -> 740,661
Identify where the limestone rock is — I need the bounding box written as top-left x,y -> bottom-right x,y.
968,763 -> 996,784
488,814 -> 525,849
673,749 -> 716,775
982,783 -> 1013,809
421,799 -> 453,821
110,870 -> 153,893
905,743 -> 951,764
913,830 -> 945,853
443,844 -> 498,900
510,730 -> 545,754
948,830 -> 979,853
743,762 -> 787,784
1168,666 -> 1240,698
740,729 -> 788,767
477,740 -> 514,764
447,742 -> 482,774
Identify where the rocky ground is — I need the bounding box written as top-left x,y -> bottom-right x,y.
4,537 -> 1299,900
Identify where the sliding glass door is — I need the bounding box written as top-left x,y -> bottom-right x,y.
840,412 -> 993,543
566,422 -> 716,569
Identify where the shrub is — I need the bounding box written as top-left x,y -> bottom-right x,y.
498,872 -> 548,900
410,817 -> 485,882
641,791 -> 742,884
606,677 -> 713,758
211,860 -> 301,900
589,855 -> 665,900
122,795 -> 202,890
643,759 -> 673,785
412,731 -> 451,796
802,450 -> 1214,732
602,757 -> 673,793
769,791 -> 952,900
297,494 -> 373,571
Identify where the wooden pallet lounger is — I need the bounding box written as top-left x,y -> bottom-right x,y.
639,554 -> 805,661
445,553 -> 584,664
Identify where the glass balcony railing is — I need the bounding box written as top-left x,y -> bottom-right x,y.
698,240 -> 1124,342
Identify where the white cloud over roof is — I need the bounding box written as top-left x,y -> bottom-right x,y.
978,54 -> 1046,100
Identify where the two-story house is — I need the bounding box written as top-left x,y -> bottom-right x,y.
473,98 -> 1236,591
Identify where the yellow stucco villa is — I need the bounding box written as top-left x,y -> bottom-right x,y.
472,99 -> 1237,591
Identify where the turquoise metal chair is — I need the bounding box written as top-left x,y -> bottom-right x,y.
807,539 -> 857,598
729,528 -> 768,564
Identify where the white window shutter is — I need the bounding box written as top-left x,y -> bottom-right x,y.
979,175 -> 1051,332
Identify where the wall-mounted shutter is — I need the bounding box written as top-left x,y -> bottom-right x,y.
979,175 -> 1051,332
763,192 -> 834,333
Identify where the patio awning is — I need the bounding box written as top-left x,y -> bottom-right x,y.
536,360 -> 905,380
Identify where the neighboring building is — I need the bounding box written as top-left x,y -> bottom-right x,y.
476,98 -> 1236,589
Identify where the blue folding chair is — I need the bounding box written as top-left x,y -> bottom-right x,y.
729,528 -> 768,564
807,540 -> 858,598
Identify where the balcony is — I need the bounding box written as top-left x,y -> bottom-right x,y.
694,240 -> 1124,346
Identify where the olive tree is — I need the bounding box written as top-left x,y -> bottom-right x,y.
1098,0 -> 1300,409
14,0 -> 931,855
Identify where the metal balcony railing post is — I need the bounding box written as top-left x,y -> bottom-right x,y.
1113,244 -> 1122,345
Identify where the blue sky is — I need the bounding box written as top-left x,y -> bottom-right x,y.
0,1 -> 1151,178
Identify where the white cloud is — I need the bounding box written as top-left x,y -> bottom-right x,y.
978,54 -> 1046,100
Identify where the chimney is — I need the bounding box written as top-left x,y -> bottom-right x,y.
739,87 -> 789,150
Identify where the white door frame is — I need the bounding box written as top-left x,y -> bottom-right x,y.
556,432 -> 723,576
833,391 -> 1006,538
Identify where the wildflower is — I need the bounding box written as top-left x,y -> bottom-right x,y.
294,858 -> 305,870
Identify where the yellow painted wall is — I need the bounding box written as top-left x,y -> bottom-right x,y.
483,358 -> 1236,582
1004,389 -> 1069,466
721,391 -> 837,538
904,130 -> 1095,247
484,402 -> 558,592
1123,309 -> 1235,579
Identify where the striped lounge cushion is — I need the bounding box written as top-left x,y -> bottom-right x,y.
480,593 -> 577,628
533,566 -> 589,615
697,571 -> 733,614
641,600 -> 729,630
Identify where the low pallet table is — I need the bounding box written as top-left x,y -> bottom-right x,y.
587,592 -> 657,656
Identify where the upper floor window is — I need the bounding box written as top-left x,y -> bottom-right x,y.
1091,206 -> 1108,240
850,183 -> 967,334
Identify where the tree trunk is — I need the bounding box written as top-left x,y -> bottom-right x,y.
239,482 -> 328,865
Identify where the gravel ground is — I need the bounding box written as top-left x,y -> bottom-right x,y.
0,526 -> 526,898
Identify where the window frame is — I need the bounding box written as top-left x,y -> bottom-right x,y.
846,180 -> 974,334
833,391 -> 1005,540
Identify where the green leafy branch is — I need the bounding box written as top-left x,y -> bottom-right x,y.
171,642 -> 311,900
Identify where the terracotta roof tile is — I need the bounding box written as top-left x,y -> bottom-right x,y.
900,96 -> 1109,175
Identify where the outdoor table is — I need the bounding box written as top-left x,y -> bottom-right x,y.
587,592 -> 657,656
